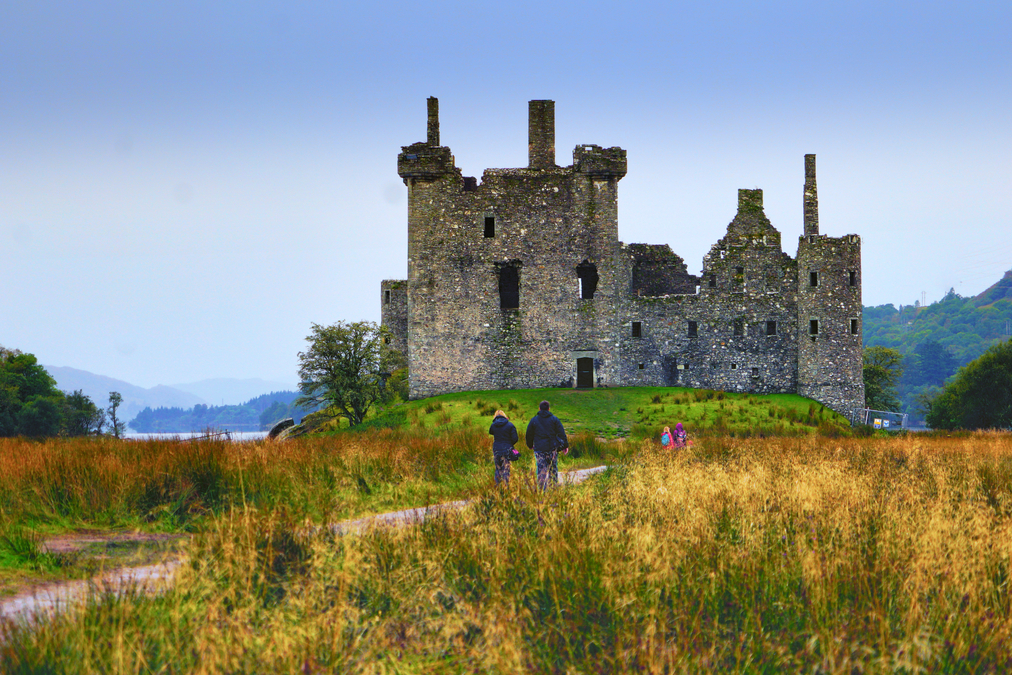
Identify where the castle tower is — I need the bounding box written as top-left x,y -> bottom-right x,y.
391,97 -> 626,398
796,154 -> 865,419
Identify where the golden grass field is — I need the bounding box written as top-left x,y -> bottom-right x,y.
2,430 -> 1011,673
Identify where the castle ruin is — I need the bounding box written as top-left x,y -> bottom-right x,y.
382,98 -> 865,418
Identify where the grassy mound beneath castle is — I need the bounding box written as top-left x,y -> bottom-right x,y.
320,386 -> 853,439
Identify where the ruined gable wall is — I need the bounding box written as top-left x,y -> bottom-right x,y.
616,190 -> 799,392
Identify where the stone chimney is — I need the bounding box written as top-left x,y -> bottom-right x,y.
804,154 -> 819,237
427,97 -> 439,146
528,100 -> 555,169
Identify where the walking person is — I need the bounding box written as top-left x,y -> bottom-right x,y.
489,410 -> 519,486
526,400 -> 568,490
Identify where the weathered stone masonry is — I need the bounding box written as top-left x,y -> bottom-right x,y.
382,98 -> 865,418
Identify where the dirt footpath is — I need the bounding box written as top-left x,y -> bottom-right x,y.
1,466 -> 609,629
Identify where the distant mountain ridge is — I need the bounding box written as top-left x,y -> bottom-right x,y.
45,368 -> 299,425
44,366 -> 208,425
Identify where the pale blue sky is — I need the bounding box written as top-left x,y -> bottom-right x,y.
2,0 -> 1010,387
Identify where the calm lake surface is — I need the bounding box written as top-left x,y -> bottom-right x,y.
123,431 -> 268,441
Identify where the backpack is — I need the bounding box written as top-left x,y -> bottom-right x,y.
661,432 -> 671,446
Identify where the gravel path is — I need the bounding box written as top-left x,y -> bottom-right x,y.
0,465 -> 609,629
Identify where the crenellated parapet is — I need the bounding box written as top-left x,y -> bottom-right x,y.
397,142 -> 455,182
574,145 -> 628,179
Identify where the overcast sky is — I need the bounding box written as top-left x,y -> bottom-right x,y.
3,0 -> 1009,388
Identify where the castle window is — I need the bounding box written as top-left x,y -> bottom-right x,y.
719,250 -> 726,259
384,290 -> 390,305
708,274 -> 716,288
809,319 -> 819,335
631,322 -> 642,338
638,363 -> 644,370
484,216 -> 495,238
810,271 -> 819,287
735,266 -> 744,276
751,367 -> 760,378
730,363 -> 738,370
576,261 -> 599,299
766,321 -> 777,336
851,318 -> 860,335
733,319 -> 744,336
849,270 -> 857,287
687,321 -> 698,338
498,263 -> 520,309
384,336 -> 391,345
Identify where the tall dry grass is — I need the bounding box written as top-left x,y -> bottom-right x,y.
4,433 -> 1011,672
0,428 -> 502,528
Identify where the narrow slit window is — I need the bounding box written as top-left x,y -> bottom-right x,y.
498,264 -> 520,309
576,261 -> 598,299
810,319 -> 819,335
484,216 -> 495,238
733,319 -> 744,336
851,318 -> 859,335
849,270 -> 857,287
708,273 -> 716,288
751,367 -> 759,378
810,271 -> 819,287
631,322 -> 642,338
384,290 -> 390,305
687,321 -> 698,338
766,321 -> 777,336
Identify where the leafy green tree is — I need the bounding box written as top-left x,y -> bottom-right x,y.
295,321 -> 396,427
0,346 -> 67,437
925,339 -> 1012,430
863,346 -> 904,411
63,389 -> 106,436
108,391 -> 126,438
17,396 -> 64,437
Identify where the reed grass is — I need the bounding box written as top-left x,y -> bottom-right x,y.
4,432 -> 1011,672
0,429 -> 613,536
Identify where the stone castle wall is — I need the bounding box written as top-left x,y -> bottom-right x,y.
380,280 -> 408,355
383,99 -> 865,418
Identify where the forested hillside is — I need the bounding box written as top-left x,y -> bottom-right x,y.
129,391 -> 317,432
863,269 -> 1012,421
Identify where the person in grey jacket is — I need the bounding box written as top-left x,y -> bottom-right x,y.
525,400 -> 568,489
489,410 -> 519,486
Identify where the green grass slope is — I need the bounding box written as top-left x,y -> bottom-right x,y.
354,386 -> 851,439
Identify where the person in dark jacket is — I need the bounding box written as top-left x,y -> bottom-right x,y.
489,410 -> 520,486
526,400 -> 568,489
